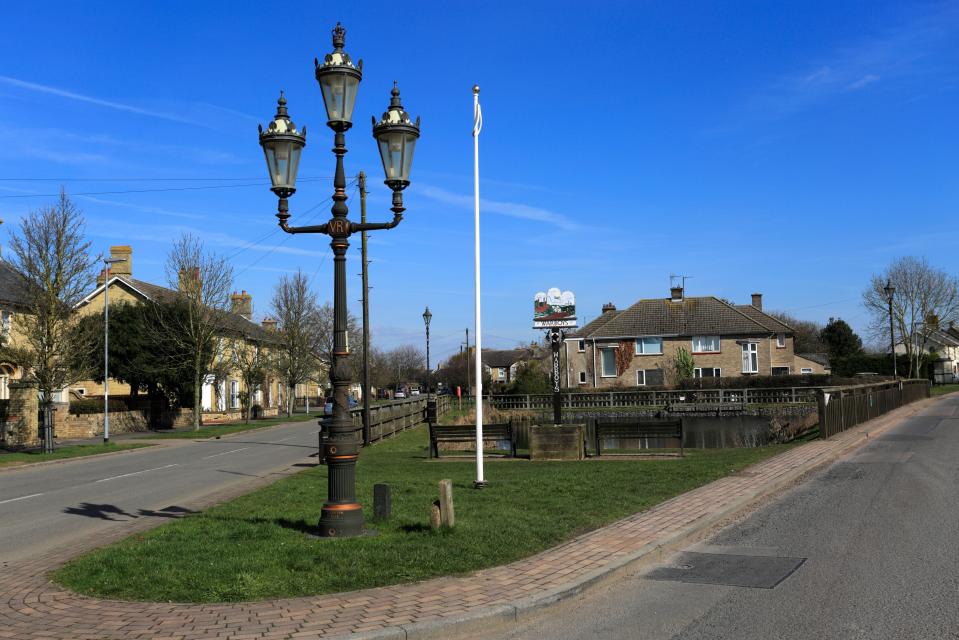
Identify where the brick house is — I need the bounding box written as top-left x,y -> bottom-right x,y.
564,287 -> 828,388
73,246 -> 288,416
483,347 -> 539,391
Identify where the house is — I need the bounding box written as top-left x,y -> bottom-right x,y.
565,287 -> 828,388
795,352 -> 831,375
920,322 -> 959,383
73,246 -> 286,417
483,347 -> 539,391
0,260 -> 32,400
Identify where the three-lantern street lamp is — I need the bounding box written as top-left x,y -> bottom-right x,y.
884,279 -> 897,378
258,22 -> 420,538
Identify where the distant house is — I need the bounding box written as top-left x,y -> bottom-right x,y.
920,322 -> 959,384
565,287 -> 828,388
0,260 -> 32,400
483,347 -> 538,391
796,353 -> 831,375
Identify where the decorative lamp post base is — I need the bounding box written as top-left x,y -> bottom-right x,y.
318,503 -> 366,537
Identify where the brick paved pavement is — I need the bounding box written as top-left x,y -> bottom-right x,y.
0,396 -> 948,640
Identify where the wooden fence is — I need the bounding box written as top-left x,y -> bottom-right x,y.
816,379 -> 930,438
329,396 -> 453,445
453,387 -> 819,411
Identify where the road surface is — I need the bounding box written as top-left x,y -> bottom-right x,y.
0,419 -> 322,562
471,392 -> 959,640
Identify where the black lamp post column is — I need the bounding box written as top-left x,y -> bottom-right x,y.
258,23 -> 419,538
884,279 -> 897,378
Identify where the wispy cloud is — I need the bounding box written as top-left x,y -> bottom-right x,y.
726,5 -> 958,125
0,75 -> 194,124
417,184 -> 580,231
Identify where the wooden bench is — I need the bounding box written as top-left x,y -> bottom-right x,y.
429,422 -> 516,458
593,419 -> 683,456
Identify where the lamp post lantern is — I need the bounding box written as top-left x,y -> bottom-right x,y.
884,279 -> 897,378
102,256 -> 126,444
258,23 -> 419,538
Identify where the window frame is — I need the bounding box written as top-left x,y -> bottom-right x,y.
600,348 -> 618,378
229,380 -> 240,409
693,367 -> 721,378
741,342 -> 759,374
771,366 -> 791,376
578,371 -> 587,384
577,340 -> 585,352
635,336 -> 663,356
691,335 -> 721,354
636,369 -> 646,386
800,368 -> 813,375
776,333 -> 786,348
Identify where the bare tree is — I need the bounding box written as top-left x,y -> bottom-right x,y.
767,310 -> 826,354
863,256 -> 959,378
312,301 -> 362,381
4,190 -> 97,451
231,337 -> 270,423
271,271 -> 321,416
385,344 -> 425,390
160,234 -> 233,429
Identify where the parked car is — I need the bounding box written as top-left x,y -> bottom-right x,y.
410,389 -> 420,396
323,397 -> 358,415
394,391 -> 407,399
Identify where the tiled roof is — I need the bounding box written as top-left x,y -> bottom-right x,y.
580,297 -> 790,339
0,261 -> 30,309
735,305 -> 793,333
568,311 -> 621,338
797,352 -> 830,367
482,348 -> 532,368
111,277 -> 276,343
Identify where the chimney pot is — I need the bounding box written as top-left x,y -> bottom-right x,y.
602,302 -> 617,314
751,292 -> 763,311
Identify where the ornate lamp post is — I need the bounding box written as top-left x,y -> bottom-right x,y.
258,23 -> 420,538
423,306 -> 432,394
884,279 -> 897,378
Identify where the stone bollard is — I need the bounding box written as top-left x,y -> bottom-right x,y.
373,484 -> 391,520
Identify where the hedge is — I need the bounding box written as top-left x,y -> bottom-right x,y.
69,398 -> 132,415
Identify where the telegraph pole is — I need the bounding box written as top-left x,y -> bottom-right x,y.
359,172 -> 371,446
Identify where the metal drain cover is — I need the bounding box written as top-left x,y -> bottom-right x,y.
645,552 -> 806,589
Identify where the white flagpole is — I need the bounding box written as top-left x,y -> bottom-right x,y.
472,84 -> 486,488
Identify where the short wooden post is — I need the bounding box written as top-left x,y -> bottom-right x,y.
438,478 -> 455,528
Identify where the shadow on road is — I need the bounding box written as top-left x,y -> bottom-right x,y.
63,503 -> 197,521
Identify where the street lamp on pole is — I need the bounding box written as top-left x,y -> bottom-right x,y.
422,306 -> 432,394
258,23 -> 419,538
102,256 -> 126,444
884,279 -> 897,378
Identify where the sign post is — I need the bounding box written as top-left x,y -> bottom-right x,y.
533,288 -> 577,426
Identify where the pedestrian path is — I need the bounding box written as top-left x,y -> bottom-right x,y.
0,396 -> 949,640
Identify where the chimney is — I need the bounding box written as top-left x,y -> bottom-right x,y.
97,245 -> 133,285
230,290 -> 253,321
261,317 -> 277,332
751,292 -> 763,311
670,286 -> 684,301
602,302 -> 617,314
177,266 -> 202,297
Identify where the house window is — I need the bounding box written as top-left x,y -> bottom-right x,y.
229,380 -> 240,409
636,370 -> 646,386
741,343 -> 759,374
635,337 -> 663,355
497,368 -> 506,380
645,369 -> 665,386
694,367 -> 721,378
600,348 -> 617,377
801,368 -> 813,374
771,366 -> 790,376
692,336 -> 720,353
578,340 -> 585,352
578,371 -> 587,384
776,334 -> 786,348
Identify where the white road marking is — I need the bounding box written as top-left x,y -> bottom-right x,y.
274,436 -> 295,442
95,464 -> 179,483
0,492 -> 44,505
202,447 -> 249,460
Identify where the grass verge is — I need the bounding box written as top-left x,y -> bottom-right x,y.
54,426 -> 800,603
0,443 -> 153,468
146,412 -> 320,439
932,384 -> 959,397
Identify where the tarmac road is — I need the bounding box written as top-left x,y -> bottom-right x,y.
0,419 -> 322,563
473,392 -> 959,640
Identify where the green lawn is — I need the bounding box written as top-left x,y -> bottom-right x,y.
146,412 -> 321,439
55,426 -> 800,603
932,384 -> 959,397
0,443 -> 152,468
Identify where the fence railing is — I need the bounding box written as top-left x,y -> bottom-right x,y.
816,379 -> 930,438
450,387 -> 820,411
326,395 -> 453,445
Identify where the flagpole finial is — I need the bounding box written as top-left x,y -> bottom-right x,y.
473,84 -> 480,95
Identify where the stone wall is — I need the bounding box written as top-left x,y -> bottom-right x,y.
1,381 -> 38,448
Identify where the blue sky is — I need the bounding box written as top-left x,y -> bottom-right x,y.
0,1 -> 956,363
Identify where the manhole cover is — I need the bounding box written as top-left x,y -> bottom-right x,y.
645,552 -> 806,589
